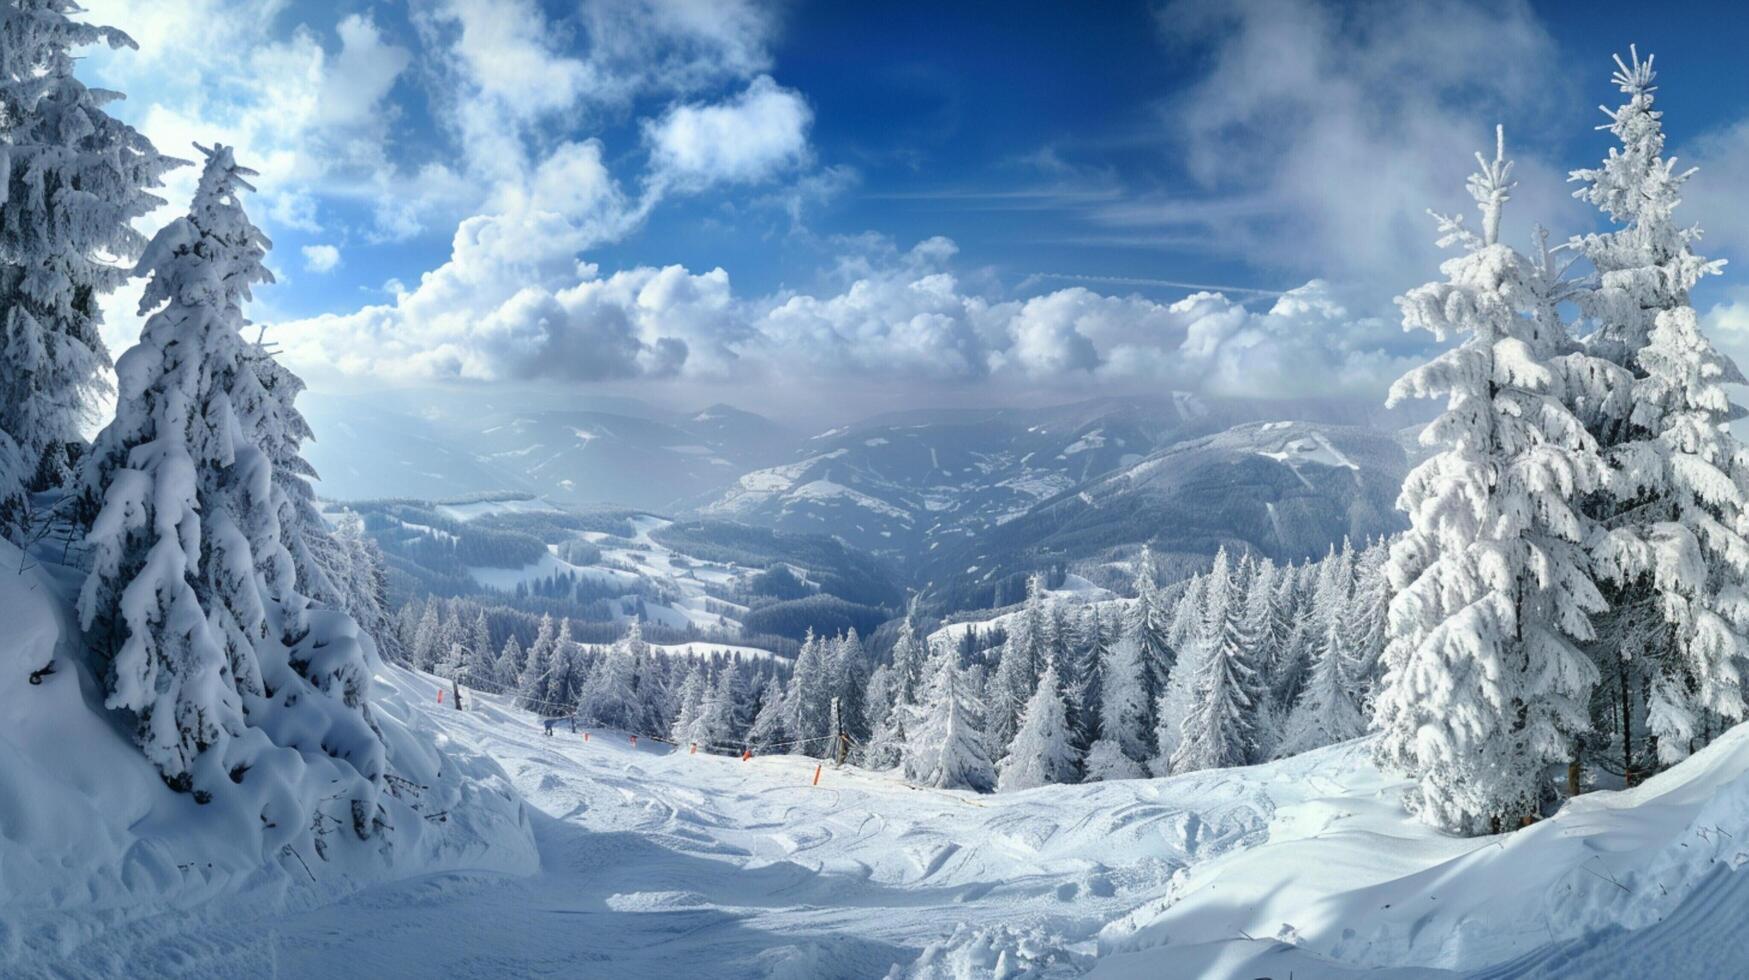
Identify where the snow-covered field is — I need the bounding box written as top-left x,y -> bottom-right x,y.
468,514 -> 748,632
21,665 -> 1749,978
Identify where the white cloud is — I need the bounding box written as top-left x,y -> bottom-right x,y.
1121,0 -> 1579,298
1685,120 -> 1749,268
646,76 -> 812,191
277,235 -> 1413,400
302,244 -> 342,274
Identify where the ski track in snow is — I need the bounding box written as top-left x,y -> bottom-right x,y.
32,679 -> 1749,979
38,688 -> 1279,979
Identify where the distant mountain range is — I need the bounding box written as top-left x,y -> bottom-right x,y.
305,391 -> 1410,614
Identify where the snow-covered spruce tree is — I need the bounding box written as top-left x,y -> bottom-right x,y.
1570,49 -> 1749,773
578,622 -> 639,729
698,669 -> 740,751
668,667 -> 707,744
1099,606 -> 1152,766
831,628 -> 869,741
1062,605 -> 1105,753
1348,540 -> 1393,700
1083,736 -> 1145,782
1374,128 -> 1611,835
859,663 -> 900,768
1123,547 -> 1173,726
411,601 -> 444,672
901,643 -> 995,792
1153,548 -> 1234,770
325,512 -> 402,665
989,574 -> 1050,755
79,146 -> 383,832
516,626 -> 553,712
0,1 -> 180,513
495,634 -> 526,691
787,630 -> 832,751
1168,549 -> 1260,774
543,620 -> 582,712
461,610 -> 495,689
747,676 -> 791,753
891,596 -> 930,708
997,661 -> 1080,791
1277,598 -> 1367,758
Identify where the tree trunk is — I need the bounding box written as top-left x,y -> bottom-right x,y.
1620,662 -> 1634,788
1567,755 -> 1582,798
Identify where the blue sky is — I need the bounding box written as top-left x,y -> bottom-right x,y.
74,0 -> 1749,421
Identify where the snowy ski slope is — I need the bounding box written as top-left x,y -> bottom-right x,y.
21,665 -> 1749,978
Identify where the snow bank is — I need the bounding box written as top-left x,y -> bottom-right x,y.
0,541 -> 536,970
1098,731 -> 1749,976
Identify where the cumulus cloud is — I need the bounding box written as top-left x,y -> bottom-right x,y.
84,4 -> 414,227
277,235 -> 1415,400
646,76 -> 813,191
302,244 -> 342,274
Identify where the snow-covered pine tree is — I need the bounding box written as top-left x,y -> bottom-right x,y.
1347,541 -> 1393,700
668,667 -> 707,744
1124,546 -> 1173,728
901,643 -> 995,792
462,610 -> 495,689
79,146 -> 383,828
891,596 -> 930,708
543,619 -> 582,713
1261,558 -> 1303,690
698,669 -> 740,751
578,623 -> 640,730
1082,737 -> 1145,782
0,1 -> 180,513
495,634 -> 526,692
988,574 -> 1050,755
517,629 -> 553,712
787,630 -> 832,751
1164,570 -> 1205,654
411,603 -> 443,672
1168,548 -> 1259,774
832,628 -> 869,740
322,512 -> 401,665
1099,607 -> 1152,766
1153,548 -> 1233,770
1374,128 -> 1610,835
860,663 -> 904,769
747,676 -> 791,753
997,661 -> 1080,791
1061,605 -> 1105,754
1277,596 -> 1367,758
1571,49 -> 1749,772
436,640 -> 467,689
407,602 -> 439,671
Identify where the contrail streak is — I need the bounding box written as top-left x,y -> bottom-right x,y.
1029,273 -> 1286,297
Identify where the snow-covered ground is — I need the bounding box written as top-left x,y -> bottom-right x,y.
25,681 -> 1276,978
0,543 -> 536,979
17,650 -> 1749,977
469,514 -> 747,633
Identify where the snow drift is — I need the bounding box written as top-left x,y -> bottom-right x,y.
0,538 -> 536,970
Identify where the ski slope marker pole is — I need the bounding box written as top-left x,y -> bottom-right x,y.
584,732 -> 590,742
812,764 -> 822,786
437,688 -> 443,705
